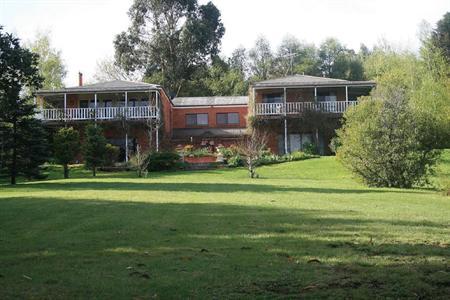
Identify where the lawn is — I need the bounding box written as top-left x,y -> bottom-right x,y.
1,153 -> 449,299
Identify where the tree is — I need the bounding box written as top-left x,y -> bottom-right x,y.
27,31 -> 66,89
229,46 -> 248,76
335,91 -> 440,188
114,0 -> 225,96
0,27 -> 45,184
53,127 -> 80,178
93,56 -> 143,82
275,35 -> 320,76
431,12 -> 450,61
248,36 -> 274,80
318,37 -> 364,80
203,56 -> 248,96
83,124 -> 107,177
237,130 -> 268,178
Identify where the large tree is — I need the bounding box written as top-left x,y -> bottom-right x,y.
114,0 -> 225,96
0,27 -> 46,184
432,12 -> 450,61
27,31 -> 66,89
93,56 -> 143,82
248,36 -> 274,81
83,124 -> 107,177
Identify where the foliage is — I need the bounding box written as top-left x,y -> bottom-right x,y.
431,12 -> 450,62
302,142 -> 318,155
93,56 -> 143,82
0,27 -> 45,184
336,92 -> 441,188
114,0 -> 225,96
237,130 -> 268,178
147,152 -> 181,171
256,150 -> 317,166
27,31 -> 66,89
318,37 -> 364,80
181,145 -> 213,157
248,36 -> 274,81
53,127 -> 80,178
130,145 -> 149,177
103,143 -> 120,167
83,124 -> 107,176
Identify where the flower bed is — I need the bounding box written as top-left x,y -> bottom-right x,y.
184,155 -> 217,164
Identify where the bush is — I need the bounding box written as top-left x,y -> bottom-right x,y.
227,154 -> 244,167
103,144 -> 120,167
302,142 -> 318,155
147,152 -> 181,171
335,92 -> 441,188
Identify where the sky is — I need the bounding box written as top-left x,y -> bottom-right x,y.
1,0 -> 449,86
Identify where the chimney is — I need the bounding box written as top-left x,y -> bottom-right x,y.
78,72 -> 83,86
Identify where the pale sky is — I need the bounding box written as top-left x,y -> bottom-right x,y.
1,0 -> 449,86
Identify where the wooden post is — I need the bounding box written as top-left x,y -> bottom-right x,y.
252,87 -> 256,116
345,85 -> 348,101
125,133 -> 128,163
124,91 -> 129,162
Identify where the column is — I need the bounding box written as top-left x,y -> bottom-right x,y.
94,93 -> 97,122
345,85 -> 348,101
283,87 -> 288,154
156,90 -> 160,152
64,93 -> 67,122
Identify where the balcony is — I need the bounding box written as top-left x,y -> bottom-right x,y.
255,101 -> 357,116
38,106 -> 159,121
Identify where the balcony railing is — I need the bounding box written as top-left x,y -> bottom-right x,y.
255,101 -> 357,116
38,106 -> 159,121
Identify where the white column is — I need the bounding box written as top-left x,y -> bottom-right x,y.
156,90 -> 160,152
283,87 -> 288,154
252,87 -> 256,116
345,85 -> 348,101
124,91 -> 128,118
284,118 -> 288,155
125,133 -> 128,162
314,87 -> 317,101
94,93 -> 97,122
64,93 -> 67,122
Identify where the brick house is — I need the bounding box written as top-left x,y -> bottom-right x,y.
36,74 -> 374,160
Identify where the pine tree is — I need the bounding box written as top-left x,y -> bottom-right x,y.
54,127 -> 80,178
83,124 -> 107,177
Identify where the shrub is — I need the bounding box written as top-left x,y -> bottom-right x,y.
302,142 -> 318,155
103,143 -> 120,167
53,127 -> 80,178
336,92 -> 441,188
227,154 -> 244,167
83,124 -> 107,177
147,152 -> 181,171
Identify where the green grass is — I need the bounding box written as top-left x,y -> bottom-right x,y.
1,153 -> 449,299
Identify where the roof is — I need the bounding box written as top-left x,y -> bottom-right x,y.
252,75 -> 375,88
172,128 -> 246,139
171,96 -> 248,107
37,80 -> 160,95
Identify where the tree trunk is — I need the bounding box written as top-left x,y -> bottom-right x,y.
11,120 -> 17,185
93,166 -> 96,177
63,164 -> 69,179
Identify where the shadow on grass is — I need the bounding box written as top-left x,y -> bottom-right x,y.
1,196 -> 449,298
7,180 -> 429,195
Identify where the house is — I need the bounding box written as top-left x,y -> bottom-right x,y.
170,96 -> 248,149
36,73 -> 374,160
36,74 -> 172,161
250,75 -> 375,155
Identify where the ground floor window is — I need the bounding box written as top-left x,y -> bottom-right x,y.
186,113 -> 208,126
216,112 -> 239,125
278,133 -> 323,154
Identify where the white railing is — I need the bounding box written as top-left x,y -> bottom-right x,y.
39,106 -> 159,121
255,101 -> 357,116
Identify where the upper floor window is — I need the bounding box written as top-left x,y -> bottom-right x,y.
217,112 -> 239,125
186,113 -> 208,126
263,93 -> 283,103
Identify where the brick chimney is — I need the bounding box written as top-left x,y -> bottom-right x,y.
78,72 -> 83,86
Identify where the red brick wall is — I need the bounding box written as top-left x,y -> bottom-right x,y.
171,106 -> 248,129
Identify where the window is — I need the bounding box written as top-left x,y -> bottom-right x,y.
217,112 -> 239,125
186,113 -> 208,126
79,100 -> 89,108
103,100 -> 112,107
263,93 -> 283,103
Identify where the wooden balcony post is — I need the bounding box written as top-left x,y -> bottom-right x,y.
345,85 -> 348,101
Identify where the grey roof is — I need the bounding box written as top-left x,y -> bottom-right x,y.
172,128 -> 246,139
172,96 -> 248,107
37,80 -> 160,95
252,75 -> 375,88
